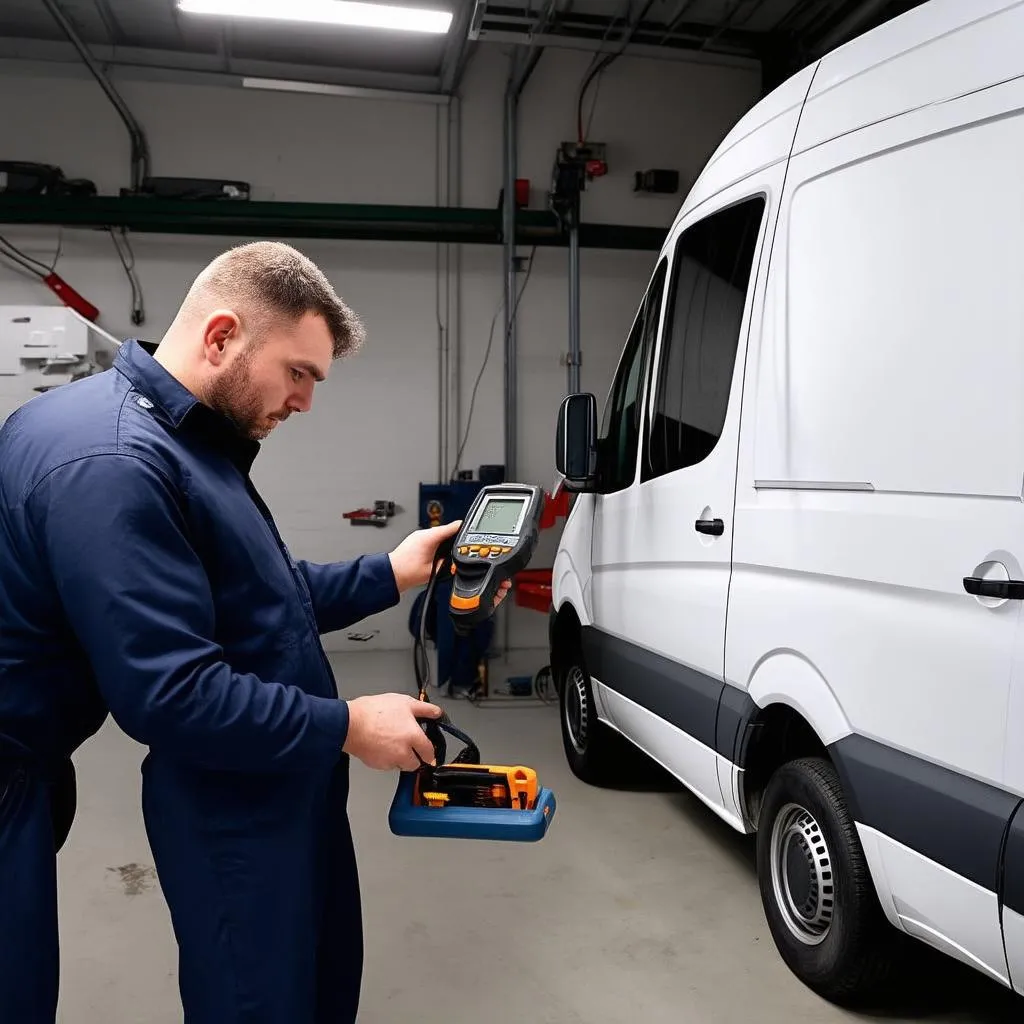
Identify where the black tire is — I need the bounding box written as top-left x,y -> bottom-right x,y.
557,645 -> 624,785
756,756 -> 899,1006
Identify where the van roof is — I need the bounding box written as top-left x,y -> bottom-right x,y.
797,0 -> 1023,151
671,0 -> 1022,233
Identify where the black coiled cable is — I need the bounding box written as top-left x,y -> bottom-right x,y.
411,535 -> 480,767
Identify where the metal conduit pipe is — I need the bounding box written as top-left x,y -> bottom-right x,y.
565,0 -> 651,396
501,42 -> 545,484
40,0 -> 150,192
568,215 -> 580,395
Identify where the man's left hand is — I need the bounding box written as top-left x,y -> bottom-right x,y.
388,522 -> 512,607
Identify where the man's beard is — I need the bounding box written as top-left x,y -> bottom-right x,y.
202,350 -> 281,441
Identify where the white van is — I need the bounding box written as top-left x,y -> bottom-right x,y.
549,0 -> 1024,1005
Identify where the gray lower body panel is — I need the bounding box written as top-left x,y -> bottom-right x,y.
578,625 -> 1024,899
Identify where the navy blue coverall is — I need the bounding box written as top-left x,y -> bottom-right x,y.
0,339 -> 400,1022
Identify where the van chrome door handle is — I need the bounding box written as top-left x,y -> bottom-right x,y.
695,518 -> 725,536
963,577 -> 1024,600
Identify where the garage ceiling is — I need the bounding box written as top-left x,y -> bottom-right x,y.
0,0 -> 928,95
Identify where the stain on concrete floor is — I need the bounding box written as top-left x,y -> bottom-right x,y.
108,863 -> 157,897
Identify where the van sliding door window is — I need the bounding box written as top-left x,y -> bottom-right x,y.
597,261 -> 667,494
643,196 -> 765,481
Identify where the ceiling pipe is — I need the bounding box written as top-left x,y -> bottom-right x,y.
40,0 -> 151,191
513,0 -> 559,98
811,0 -> 893,54
798,0 -> 853,39
659,0 -> 699,43
772,0 -> 824,34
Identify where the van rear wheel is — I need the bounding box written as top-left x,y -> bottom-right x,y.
756,757 -> 898,1005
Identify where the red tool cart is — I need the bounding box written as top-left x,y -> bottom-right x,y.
512,485 -> 570,613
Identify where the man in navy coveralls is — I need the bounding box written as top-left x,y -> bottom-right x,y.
0,241 -> 500,1022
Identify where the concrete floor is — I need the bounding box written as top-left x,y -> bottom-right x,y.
56,649 -> 1022,1023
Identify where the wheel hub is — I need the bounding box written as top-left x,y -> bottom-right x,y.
564,666 -> 589,754
770,803 -> 835,946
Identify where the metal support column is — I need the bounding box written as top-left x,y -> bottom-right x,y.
567,197 -> 581,394
499,42 -> 542,661
502,82 -> 518,482
500,42 -> 544,485
503,84 -> 520,483
500,78 -> 518,663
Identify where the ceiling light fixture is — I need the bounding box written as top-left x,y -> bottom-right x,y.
242,77 -> 449,105
177,0 -> 453,34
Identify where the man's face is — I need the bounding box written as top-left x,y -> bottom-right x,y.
203,311 -> 333,441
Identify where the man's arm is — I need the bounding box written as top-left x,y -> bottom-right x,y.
294,555 -> 399,635
293,521 -> 464,635
28,453 -> 350,774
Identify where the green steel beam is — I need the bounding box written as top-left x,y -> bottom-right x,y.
0,196 -> 666,252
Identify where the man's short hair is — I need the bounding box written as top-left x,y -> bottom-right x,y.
188,241 -> 365,358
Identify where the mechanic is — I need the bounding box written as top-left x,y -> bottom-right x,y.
0,240 -> 508,1023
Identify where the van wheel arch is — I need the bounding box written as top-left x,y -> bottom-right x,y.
550,603 -> 583,698
743,705 -> 906,1003
741,703 -> 829,827
550,604 -> 646,784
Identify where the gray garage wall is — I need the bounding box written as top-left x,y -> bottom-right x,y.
0,47 -> 760,653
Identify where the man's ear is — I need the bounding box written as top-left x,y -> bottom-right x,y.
202,310 -> 240,367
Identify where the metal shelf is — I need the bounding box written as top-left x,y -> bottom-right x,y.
0,196 -> 666,251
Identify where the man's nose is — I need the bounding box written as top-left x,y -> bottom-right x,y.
288,387 -> 313,414
288,382 -> 315,413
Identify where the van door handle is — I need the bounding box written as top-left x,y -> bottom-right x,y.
963,577 -> 1024,600
695,518 -> 725,536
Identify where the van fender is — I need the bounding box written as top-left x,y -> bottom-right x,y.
745,650 -> 852,746
551,493 -> 594,624
551,550 -> 612,719
552,549 -> 592,627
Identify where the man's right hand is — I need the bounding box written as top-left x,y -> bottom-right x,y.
342,693 -> 443,771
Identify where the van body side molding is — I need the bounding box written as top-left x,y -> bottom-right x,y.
1000,807 -> 1024,916
580,627 -> 1021,895
580,626 -> 764,764
580,626 -> 725,753
828,734 -> 1020,894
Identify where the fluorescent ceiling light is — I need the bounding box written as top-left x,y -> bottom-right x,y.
177,0 -> 452,34
242,76 -> 449,105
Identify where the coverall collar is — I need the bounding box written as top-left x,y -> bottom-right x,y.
114,339 -> 261,473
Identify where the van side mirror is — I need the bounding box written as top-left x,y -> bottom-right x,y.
555,393 -> 598,491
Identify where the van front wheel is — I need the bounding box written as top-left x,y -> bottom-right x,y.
558,654 -> 620,784
756,757 -> 897,1006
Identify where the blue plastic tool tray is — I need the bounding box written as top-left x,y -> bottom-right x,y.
388,772 -> 557,842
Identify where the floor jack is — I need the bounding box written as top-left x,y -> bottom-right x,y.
389,484 -> 557,842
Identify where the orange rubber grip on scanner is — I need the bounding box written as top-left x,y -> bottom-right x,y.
450,593 -> 480,611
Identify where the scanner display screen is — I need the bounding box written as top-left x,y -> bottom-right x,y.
470,497 -> 526,536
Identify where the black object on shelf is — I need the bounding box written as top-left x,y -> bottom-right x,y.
634,169 -> 680,194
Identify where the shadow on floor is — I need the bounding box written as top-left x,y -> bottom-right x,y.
606,756 -> 759,875
611,756 -> 1023,1022
851,949 -> 1022,1023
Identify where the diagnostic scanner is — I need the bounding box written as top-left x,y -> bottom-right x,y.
389,480 -> 557,843
448,483 -> 544,634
